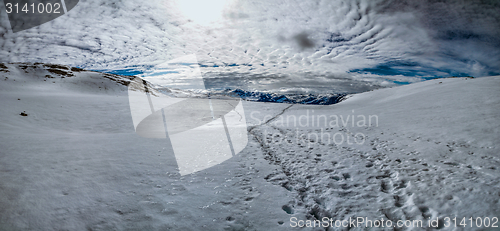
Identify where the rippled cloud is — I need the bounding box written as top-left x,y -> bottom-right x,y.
0,0 -> 498,93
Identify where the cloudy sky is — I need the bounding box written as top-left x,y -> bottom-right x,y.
1,0 -> 499,93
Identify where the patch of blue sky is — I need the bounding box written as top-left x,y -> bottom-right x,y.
96,69 -> 144,76
350,61 -> 474,82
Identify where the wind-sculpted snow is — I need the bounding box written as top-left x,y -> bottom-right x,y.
1,0 -> 499,92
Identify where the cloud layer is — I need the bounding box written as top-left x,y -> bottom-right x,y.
0,0 -> 499,93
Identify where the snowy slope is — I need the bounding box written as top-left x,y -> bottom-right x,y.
248,76 -> 500,230
0,63 -> 499,230
0,63 -> 294,230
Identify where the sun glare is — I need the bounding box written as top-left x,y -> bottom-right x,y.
174,0 -> 229,26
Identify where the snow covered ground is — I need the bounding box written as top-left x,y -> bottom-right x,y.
0,63 -> 499,230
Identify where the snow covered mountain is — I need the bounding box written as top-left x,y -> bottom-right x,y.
0,63 -> 498,230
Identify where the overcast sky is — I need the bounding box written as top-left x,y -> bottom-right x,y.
1,0 -> 499,92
